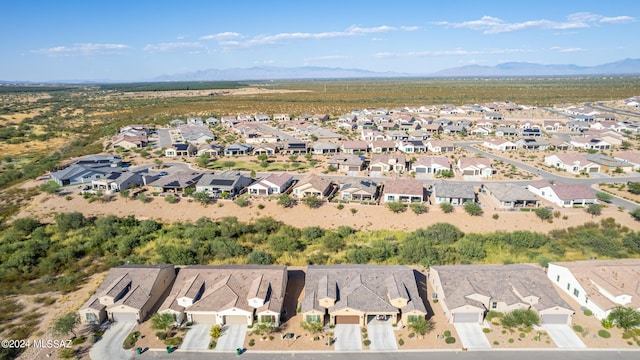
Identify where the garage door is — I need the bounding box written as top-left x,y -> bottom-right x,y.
415,167 -> 427,173
542,314 -> 568,325
370,166 -> 382,172
225,315 -> 248,325
191,313 -> 217,324
348,166 -> 361,171
112,312 -> 137,323
462,170 -> 475,176
453,312 -> 479,323
335,315 -> 360,324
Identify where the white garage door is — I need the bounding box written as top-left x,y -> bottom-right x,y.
415,167 -> 427,173
225,315 -> 248,325
112,312 -> 137,323
542,314 -> 568,325
453,312 -> 479,323
191,313 -> 217,324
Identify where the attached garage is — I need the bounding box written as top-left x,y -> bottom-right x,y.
225,315 -> 248,325
415,167 -> 427,173
370,166 -> 383,172
452,312 -> 480,323
588,167 -> 598,173
462,170 -> 475,176
541,314 -> 569,325
191,313 -> 217,324
335,315 -> 360,324
112,312 -> 137,323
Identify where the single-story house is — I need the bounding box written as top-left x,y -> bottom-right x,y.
79,264 -> 176,324
411,156 -> 451,175
426,140 -> 455,153
301,265 -> 427,326
457,157 -> 494,178
339,180 -> 378,201
91,171 -> 145,192
292,174 -> 333,199
432,181 -> 475,205
397,140 -> 426,154
527,180 -> 597,207
482,138 -> 517,151
341,141 -> 369,154
570,137 -> 611,150
112,134 -> 148,150
178,125 -> 216,144
195,171 -> 252,199
520,128 -> 542,137
382,178 -> 424,203
327,154 -> 366,172
159,265 -> 287,326
548,138 -> 574,151
165,143 -> 198,157
252,143 -> 279,156
369,154 -> 406,173
515,137 -> 550,151
470,127 -> 490,136
312,141 -> 339,155
247,173 -> 295,196
282,141 -> 308,155
542,120 -> 564,132
484,183 -> 539,208
197,144 -> 225,157
586,153 -> 635,173
51,164 -> 122,187
369,140 -> 397,153
430,264 -> 574,324
224,143 -> 253,156
547,260 -> 640,320
544,154 -> 600,174
495,127 -> 518,137
614,152 -> 640,171
147,171 -> 204,193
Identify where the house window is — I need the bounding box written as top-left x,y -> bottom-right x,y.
556,275 -> 560,282
306,315 -> 321,323
407,315 -> 422,323
86,313 -> 96,323
573,289 -> 579,297
566,283 -> 571,291
260,315 -> 275,323
491,302 -> 497,309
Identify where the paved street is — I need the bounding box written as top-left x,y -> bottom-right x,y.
90,322 -> 135,360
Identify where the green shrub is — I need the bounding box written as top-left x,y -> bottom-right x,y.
601,318 -> 614,329
156,331 -> 167,340
363,339 -> 371,346
598,330 -> 611,338
573,325 -> 584,333
59,348 -> 76,359
583,309 -> 593,316
70,336 -> 85,345
337,204 -> 344,210
249,338 -> 255,346
257,204 -> 265,210
443,330 -> 451,337
408,332 -> 415,338
519,332 -> 526,338
483,328 -> 491,333
445,337 -> 456,344
164,337 -> 182,346
122,331 -> 140,349
485,311 -> 503,321
398,338 -> 404,346
508,338 -> 515,343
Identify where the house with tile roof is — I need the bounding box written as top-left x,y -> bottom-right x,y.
457,157 -> 494,178
301,265 -> 427,326
548,260 -> 640,320
411,156 -> 451,175
292,174 -> 333,199
527,180 -> 596,207
312,141 -> 339,155
195,171 -> 252,199
586,153 -> 635,173
426,140 -> 455,153
369,140 -> 397,153
79,264 -> 175,324
339,180 -> 378,201
544,154 -> 600,174
327,154 -> 366,172
430,264 -> 574,324
165,143 -> 198,157
570,136 -> 611,150
482,138 -> 517,151
369,154 -> 406,173
484,183 -> 538,208
614,152 -> 640,171
382,178 -> 424,203
247,173 -> 295,196
147,171 -> 204,193
158,265 -> 287,326
341,140 -> 368,154
91,171 -> 146,193
432,181 -> 475,205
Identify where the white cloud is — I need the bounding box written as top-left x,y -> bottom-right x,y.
200,32 -> 244,41
303,55 -> 350,65
375,52 -> 395,58
143,42 -> 205,53
371,37 -> 384,41
378,47 -> 535,58
436,12 -> 636,34
33,43 -> 129,56
551,46 -> 586,53
400,26 -> 420,31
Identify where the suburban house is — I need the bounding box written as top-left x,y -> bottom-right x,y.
484,112 -> 504,120
91,171 -> 145,193
586,153 -> 635,173
520,128 -> 542,137
281,141 -> 308,155
482,138 -> 517,151
195,171 -> 252,199
547,260 -> 640,320
177,125 -> 216,144
197,143 -> 224,157
224,143 -> 253,156
426,140 -> 455,153
515,137 -> 550,151
432,181 -> 475,205
341,140 -> 369,154
430,264 -> 574,325
273,114 -> 291,121
469,127 -> 490,136
614,152 -> 640,171
542,120 -> 564,132
159,265 -> 287,326
570,137 -> 611,150
548,138 -> 574,151
312,141 -> 339,155
457,157 -> 494,178
544,154 -> 600,174
112,134 -> 148,150
301,265 -> 427,326
292,174 -> 333,199
339,180 -> 378,201
165,143 -> 197,157
247,173 -> 295,196
252,143 -> 279,156
527,180 -> 597,207
369,154 -> 407,173
484,183 -> 539,208
382,178 -> 424,203
397,140 -> 426,154
411,156 -> 451,175
147,171 -> 204,193
495,127 -> 518,137
369,140 -> 397,153
327,154 -> 366,172
79,264 -> 176,324
51,164 -> 123,187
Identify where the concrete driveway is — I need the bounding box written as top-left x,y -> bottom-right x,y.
542,325 -> 586,348
181,324 -> 212,350
215,324 -> 247,351
454,323 -> 491,349
89,322 -> 135,360
367,320 -> 397,350
334,324 -> 362,351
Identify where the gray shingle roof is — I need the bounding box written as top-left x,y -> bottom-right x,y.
433,181 -> 475,199
485,183 -> 538,202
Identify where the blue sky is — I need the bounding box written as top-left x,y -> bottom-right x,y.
1,0 -> 638,81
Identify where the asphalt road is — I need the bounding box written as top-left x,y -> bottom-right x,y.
134,350 -> 640,360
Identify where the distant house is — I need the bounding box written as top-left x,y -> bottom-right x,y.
570,137 -> 611,150
224,143 -> 253,156
527,180 -> 597,207
195,171 -> 253,199
273,114 -> 291,121
484,112 -> 503,120
292,174 -> 333,199
51,164 -> 122,187
327,154 -> 366,172
421,124 -> 443,134
614,152 -> 640,171
147,171 -> 204,193
548,138 -> 574,151
369,154 -> 406,173
255,114 -> 271,122
520,128 -> 542,137
178,125 -> 216,144
165,143 -> 197,157
515,137 -> 550,150
369,140 -> 396,153
426,140 -> 455,153
482,138 -> 517,151
281,141 -> 308,155
544,154 -> 600,174
247,173 -> 295,196
341,140 -> 369,154
79,264 -> 176,324
339,180 -> 378,201
411,156 -> 451,175
586,153 -> 634,173
396,140 -> 426,154
457,157 -> 493,178
542,120 -> 563,132
91,172 -> 145,192
252,143 -> 279,156
495,126 -> 518,137
312,141 -> 339,155
430,264 -> 574,325
382,178 -> 424,203
432,181 -> 475,205
484,183 -> 539,208
197,143 -> 224,157
112,134 -> 148,150
469,127 -> 490,136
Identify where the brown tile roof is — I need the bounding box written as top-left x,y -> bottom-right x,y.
259,173 -> 294,187
371,153 -> 406,165
615,152 -> 640,165
383,178 -> 424,196
341,140 -> 368,150
294,174 -> 332,192
551,183 -> 595,200
458,157 -> 492,169
412,156 -> 450,168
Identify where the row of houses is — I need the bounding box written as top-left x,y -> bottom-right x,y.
544,152 -> 640,174
79,260 -> 640,329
